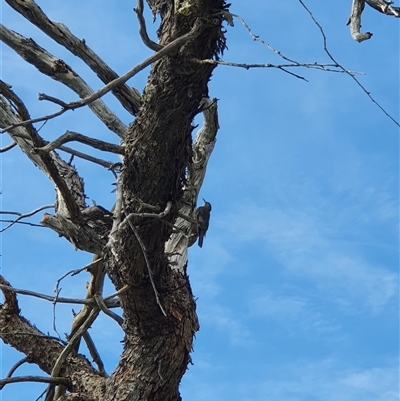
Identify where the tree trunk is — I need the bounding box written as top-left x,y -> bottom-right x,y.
102,1 -> 228,400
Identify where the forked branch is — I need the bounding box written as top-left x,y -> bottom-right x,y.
34,131 -> 124,155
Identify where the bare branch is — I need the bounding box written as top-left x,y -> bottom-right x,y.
103,285 -> 129,302
134,0 -> 162,51
196,58 -> 364,76
0,356 -> 30,390
0,375 -> 69,386
347,0 -> 374,42
0,219 -> 44,228
93,294 -> 123,326
123,201 -> 172,221
0,141 -> 16,152
38,92 -> 68,108
0,24 -> 128,138
34,130 -> 124,155
222,11 -> 304,65
81,331 -> 108,377
45,308 -> 100,401
0,18 -> 204,134
4,0 -> 141,115
0,282 -> 91,305
366,0 -> 400,16
57,145 -> 116,168
0,204 -> 54,233
299,0 -> 400,127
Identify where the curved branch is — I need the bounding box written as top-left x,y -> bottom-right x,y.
0,141 -> 16,152
0,24 -> 128,138
134,0 -> 162,51
4,0 -> 141,115
35,130 -> 124,155
347,0 -> 374,42
0,356 -> 30,389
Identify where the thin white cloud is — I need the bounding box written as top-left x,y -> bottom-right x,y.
182,358 -> 399,401
218,197 -> 397,315
238,359 -> 399,401
201,304 -> 251,345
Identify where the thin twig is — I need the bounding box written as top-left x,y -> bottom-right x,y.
0,282 -> 91,305
196,59 -> 363,75
0,219 -> 44,228
299,0 -> 400,127
126,220 -> 167,317
222,11 -> 305,65
0,204 -> 54,233
54,258 -> 103,299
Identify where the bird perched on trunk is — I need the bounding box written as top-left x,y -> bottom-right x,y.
196,199 -> 212,248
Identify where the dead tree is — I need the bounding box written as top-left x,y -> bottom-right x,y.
0,1 -> 398,400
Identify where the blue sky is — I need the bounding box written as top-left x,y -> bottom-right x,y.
1,1 -> 399,400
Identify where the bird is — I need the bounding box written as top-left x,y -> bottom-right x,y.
196,199 -> 212,248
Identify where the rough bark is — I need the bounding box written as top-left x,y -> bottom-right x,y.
103,2 -> 228,399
